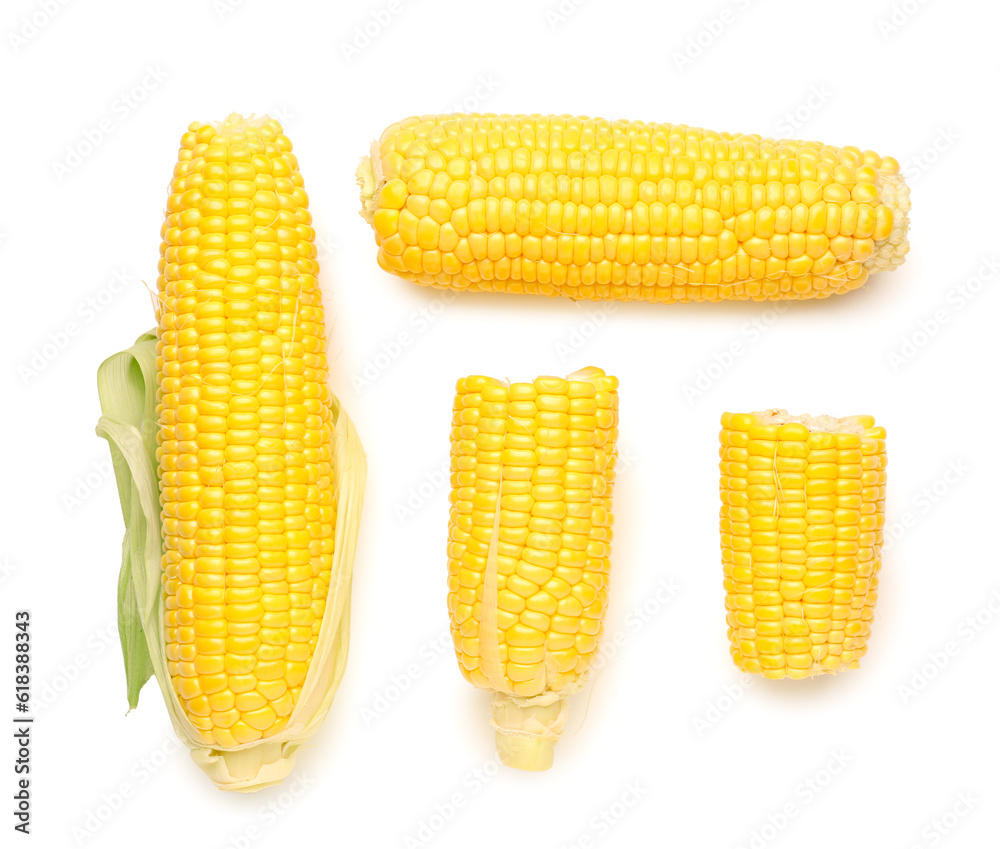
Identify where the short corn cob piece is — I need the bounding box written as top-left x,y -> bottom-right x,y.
448,368 -> 619,770
720,410 -> 886,679
96,114 -> 366,791
359,114 -> 909,303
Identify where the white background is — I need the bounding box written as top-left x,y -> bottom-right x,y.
2,0 -> 998,846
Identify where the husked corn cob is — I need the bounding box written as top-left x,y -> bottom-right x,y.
720,410 -> 886,679
448,368 -> 619,770
359,114 -> 909,303
97,114 -> 366,791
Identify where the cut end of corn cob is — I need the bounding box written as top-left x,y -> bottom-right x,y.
720,409 -> 886,680
448,367 -> 619,769
863,170 -> 910,273
361,114 -> 910,304
357,150 -> 380,228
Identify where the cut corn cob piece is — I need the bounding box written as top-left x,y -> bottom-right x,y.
720,410 -> 886,679
96,114 -> 366,791
359,113 -> 909,303
448,367 -> 619,770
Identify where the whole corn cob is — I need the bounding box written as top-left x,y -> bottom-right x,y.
359,113 -> 909,303
448,368 -> 619,770
96,114 -> 366,791
719,410 -> 886,679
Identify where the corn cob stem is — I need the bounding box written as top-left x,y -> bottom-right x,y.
491,694 -> 567,771
194,742 -> 293,792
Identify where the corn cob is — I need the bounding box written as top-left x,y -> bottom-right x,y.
719,410 -> 886,679
359,113 -> 909,303
96,114 -> 366,791
448,367 -> 619,770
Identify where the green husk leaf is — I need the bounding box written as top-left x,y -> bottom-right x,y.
95,332 -> 160,711
117,527 -> 153,710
